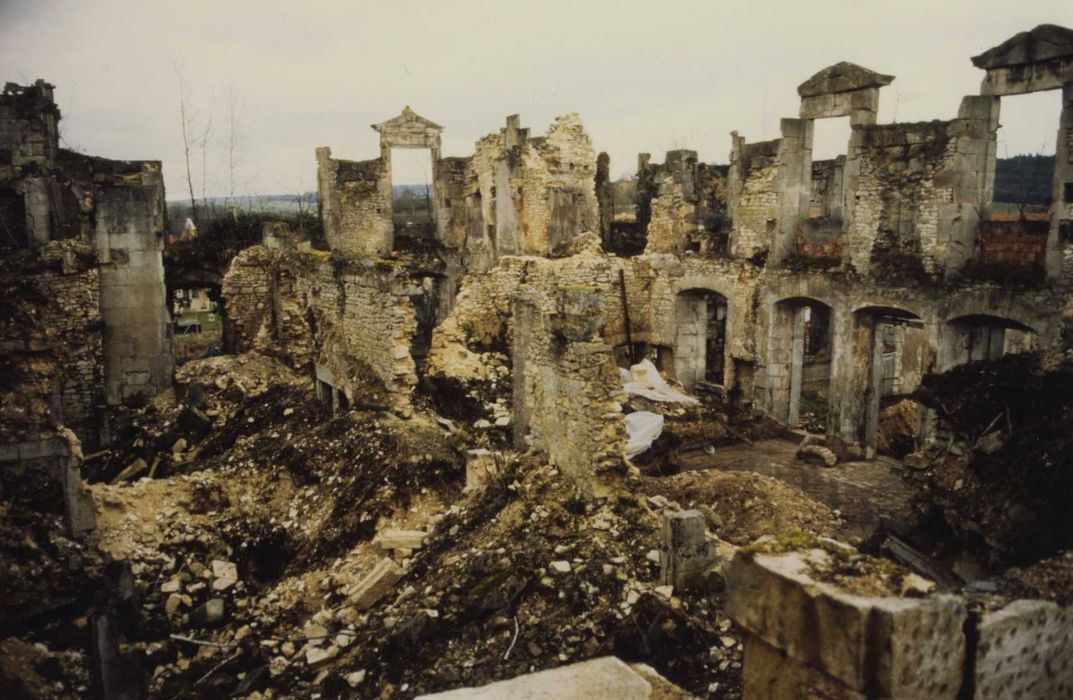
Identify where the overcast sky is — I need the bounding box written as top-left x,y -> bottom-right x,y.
2,1 -> 1070,200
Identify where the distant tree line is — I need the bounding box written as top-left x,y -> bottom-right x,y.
993,154 -> 1055,206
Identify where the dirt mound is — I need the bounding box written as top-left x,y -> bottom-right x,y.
642,470 -> 842,546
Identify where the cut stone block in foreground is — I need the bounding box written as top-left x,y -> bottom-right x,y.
743,635 -> 868,700
726,543 -> 965,698
415,656 -> 693,699
974,598 -> 1073,700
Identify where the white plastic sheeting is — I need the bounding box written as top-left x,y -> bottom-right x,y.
625,411 -> 665,459
620,359 -> 699,405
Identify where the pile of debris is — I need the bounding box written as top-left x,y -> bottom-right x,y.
911,350 -> 1073,568
1,350 -> 760,698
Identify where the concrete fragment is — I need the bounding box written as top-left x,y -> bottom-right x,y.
347,558 -> 403,610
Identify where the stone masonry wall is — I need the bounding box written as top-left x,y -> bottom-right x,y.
93,167 -> 173,406
221,246 -> 313,371
728,139 -> 780,261
464,114 -> 599,263
0,241 -> 103,445
512,289 -> 628,497
844,99 -> 997,281
295,254 -> 416,406
317,148 -> 394,258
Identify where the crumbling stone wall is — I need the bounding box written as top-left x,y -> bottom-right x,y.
296,254 -> 417,406
844,97 -> 998,281
0,241 -> 103,444
221,245 -> 312,370
636,151 -> 728,256
2,81 -> 172,411
512,288 -> 627,496
464,114 -> 598,262
0,80 -> 60,169
644,186 -> 695,255
316,148 -> 393,257
728,137 -> 780,261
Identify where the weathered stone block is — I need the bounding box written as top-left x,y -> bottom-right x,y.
377,529 -> 426,551
347,558 -> 403,610
659,510 -> 716,592
974,599 -> 1073,699
465,449 -> 499,491
743,634 -> 870,700
726,547 -> 965,698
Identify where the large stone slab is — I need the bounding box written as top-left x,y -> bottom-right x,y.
743,635 -> 870,700
974,599 -> 1073,699
415,656 -> 692,699
726,546 -> 965,698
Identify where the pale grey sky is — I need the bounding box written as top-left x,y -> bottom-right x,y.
2,1 -> 1070,199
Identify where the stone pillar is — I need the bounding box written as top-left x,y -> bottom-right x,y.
787,306 -> 807,427
772,119 -> 813,265
95,183 -> 173,405
659,510 -> 715,592
1049,81 -> 1073,282
864,319 -> 885,458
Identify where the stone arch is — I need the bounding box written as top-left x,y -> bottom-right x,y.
942,313 -> 1037,368
673,287 -> 729,391
767,296 -> 835,426
845,305 -> 926,455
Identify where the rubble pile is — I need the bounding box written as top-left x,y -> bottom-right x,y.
0,350 -> 765,698
911,350 -> 1073,567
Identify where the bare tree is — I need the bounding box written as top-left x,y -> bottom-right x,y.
226,86 -> 243,222
198,88 -> 214,218
176,68 -> 199,225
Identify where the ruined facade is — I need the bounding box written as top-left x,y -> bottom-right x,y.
1,80 -> 172,448
216,25 -> 1073,492
2,19 -> 1071,700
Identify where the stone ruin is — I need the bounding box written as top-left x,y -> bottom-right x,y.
2,22 -> 1073,700
1,79 -> 171,536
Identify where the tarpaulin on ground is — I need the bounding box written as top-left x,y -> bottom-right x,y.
620,359 -> 699,405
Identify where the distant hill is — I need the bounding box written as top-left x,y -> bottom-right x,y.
167,186 -> 429,215
994,154 -> 1054,205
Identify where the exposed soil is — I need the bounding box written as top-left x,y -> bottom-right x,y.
642,470 -> 842,546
